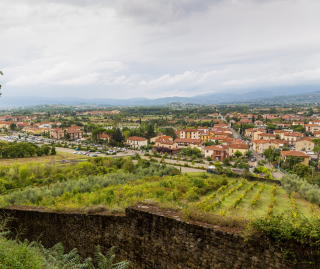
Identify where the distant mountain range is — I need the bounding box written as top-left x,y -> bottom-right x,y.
235,91 -> 320,105
0,85 -> 319,107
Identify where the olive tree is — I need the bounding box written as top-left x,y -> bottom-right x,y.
234,150 -> 243,158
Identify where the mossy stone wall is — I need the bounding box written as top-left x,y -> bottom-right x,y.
0,206 -> 298,268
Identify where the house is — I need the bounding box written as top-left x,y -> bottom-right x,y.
214,123 -> 228,128
198,127 -> 209,133
228,143 -> 249,157
200,133 -> 209,142
24,126 -> 44,135
257,133 -> 276,140
150,134 -> 164,143
214,131 -> 233,138
254,120 -> 264,126
180,129 -> 201,139
273,130 -> 286,137
207,113 -> 220,118
66,130 -> 84,140
252,130 -> 266,141
245,128 -> 257,137
50,128 -> 65,139
0,121 -> 12,129
126,136 -> 148,149
295,138 -> 315,151
309,120 -> 320,125
292,121 -> 304,126
217,137 -> 235,145
66,124 -> 82,131
204,145 -> 229,161
173,138 -> 202,149
16,122 -> 31,130
154,136 -> 173,144
253,139 -> 288,154
280,151 -> 310,166
304,124 -> 320,133
154,136 -> 180,153
100,134 -> 111,142
39,122 -> 52,128
282,132 -> 304,145
282,123 -> 292,128
239,119 -> 252,124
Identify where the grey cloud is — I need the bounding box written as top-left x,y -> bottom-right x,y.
1,0 -> 320,99
13,0 -> 221,23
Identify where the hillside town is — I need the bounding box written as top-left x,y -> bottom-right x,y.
1,105 -> 319,181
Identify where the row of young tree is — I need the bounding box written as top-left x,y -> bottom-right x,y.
0,141 -> 56,158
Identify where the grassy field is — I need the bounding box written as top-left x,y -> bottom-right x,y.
0,151 -> 87,165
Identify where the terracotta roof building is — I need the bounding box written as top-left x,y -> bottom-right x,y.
280,150 -> 310,166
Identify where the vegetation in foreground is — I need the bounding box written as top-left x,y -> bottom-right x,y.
0,216 -> 130,269
1,156 -> 320,267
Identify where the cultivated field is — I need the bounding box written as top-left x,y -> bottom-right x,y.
3,171 -> 318,220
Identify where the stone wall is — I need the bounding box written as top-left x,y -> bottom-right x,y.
0,205 -> 304,268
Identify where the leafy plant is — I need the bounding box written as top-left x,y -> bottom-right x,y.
251,213 -> 320,266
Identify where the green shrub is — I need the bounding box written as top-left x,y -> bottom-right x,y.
281,174 -> 320,204
191,178 -> 205,188
55,173 -> 65,182
251,213 -> 320,265
4,163 -> 177,205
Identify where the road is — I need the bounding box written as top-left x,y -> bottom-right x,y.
219,114 -> 240,139
230,127 -> 241,139
132,160 -> 206,173
56,147 -> 207,172
251,150 -> 284,179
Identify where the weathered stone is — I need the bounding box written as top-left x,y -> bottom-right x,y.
0,207 -> 315,268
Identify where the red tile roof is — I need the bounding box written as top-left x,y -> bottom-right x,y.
258,133 -> 276,137
228,143 -> 249,150
205,145 -> 227,151
174,138 -> 201,144
127,136 -> 147,141
181,128 -> 199,132
281,151 -> 310,157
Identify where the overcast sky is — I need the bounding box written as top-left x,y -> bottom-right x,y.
1,0 -> 320,99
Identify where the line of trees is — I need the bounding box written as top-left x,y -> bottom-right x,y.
0,141 -> 56,158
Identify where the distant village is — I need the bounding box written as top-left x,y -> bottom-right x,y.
0,106 -> 318,165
